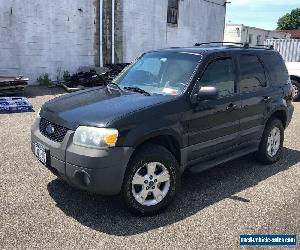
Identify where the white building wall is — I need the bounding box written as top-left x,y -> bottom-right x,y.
0,0 -> 97,84
0,0 -> 227,83
223,24 -> 243,44
122,0 -> 226,63
224,24 -> 290,47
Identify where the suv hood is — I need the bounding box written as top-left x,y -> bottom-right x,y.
41,86 -> 173,130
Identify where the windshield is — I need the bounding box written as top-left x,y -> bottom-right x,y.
113,51 -> 202,96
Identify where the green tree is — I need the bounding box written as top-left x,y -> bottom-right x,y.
277,8 -> 300,30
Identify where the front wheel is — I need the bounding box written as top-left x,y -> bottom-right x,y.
254,119 -> 284,164
121,144 -> 180,216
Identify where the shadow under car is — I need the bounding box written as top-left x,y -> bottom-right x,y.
47,147 -> 300,236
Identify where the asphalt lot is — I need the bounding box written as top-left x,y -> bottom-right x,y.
0,86 -> 299,250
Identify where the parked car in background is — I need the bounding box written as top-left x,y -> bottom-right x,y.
31,43 -> 294,216
286,62 -> 300,101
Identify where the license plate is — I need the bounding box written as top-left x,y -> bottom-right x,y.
34,143 -> 47,165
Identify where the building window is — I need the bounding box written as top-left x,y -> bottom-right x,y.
248,34 -> 253,44
167,0 -> 179,25
257,35 -> 261,45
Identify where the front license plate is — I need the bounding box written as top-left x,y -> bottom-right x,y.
34,143 -> 47,165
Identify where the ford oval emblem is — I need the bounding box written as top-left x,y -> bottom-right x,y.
46,124 -> 55,134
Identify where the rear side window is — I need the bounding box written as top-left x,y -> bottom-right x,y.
200,58 -> 236,98
261,53 -> 289,86
239,55 -> 267,93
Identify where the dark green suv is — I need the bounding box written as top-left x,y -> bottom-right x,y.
31,43 -> 294,215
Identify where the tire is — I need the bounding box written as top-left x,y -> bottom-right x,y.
291,79 -> 300,101
254,119 -> 284,164
121,144 -> 180,216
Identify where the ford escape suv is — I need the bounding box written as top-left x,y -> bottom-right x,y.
31,43 -> 294,215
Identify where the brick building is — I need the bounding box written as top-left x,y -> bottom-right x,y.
282,30 -> 300,39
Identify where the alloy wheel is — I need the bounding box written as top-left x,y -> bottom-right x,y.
132,162 -> 170,206
267,127 -> 281,157
292,80 -> 299,101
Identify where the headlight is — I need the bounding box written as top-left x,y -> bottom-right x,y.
73,126 -> 119,149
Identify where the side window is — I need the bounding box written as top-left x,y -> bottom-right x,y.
261,53 -> 289,86
239,55 -> 266,93
200,58 -> 236,98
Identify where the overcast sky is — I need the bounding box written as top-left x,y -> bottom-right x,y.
226,0 -> 299,30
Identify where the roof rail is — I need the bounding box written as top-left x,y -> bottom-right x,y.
194,42 -> 274,50
194,42 -> 247,47
254,44 -> 274,50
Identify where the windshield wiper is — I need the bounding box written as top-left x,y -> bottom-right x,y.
107,82 -> 122,90
124,86 -> 151,96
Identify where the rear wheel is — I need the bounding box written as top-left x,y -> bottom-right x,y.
291,79 -> 300,101
254,119 -> 284,164
121,144 -> 180,216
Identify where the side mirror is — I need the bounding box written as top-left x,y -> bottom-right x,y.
191,86 -> 218,103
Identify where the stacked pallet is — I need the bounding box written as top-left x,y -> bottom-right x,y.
0,76 -> 29,95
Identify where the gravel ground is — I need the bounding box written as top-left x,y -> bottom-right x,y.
0,86 -> 299,250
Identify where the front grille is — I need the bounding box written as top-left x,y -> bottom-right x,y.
39,118 -> 68,143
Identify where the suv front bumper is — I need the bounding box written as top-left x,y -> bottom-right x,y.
31,118 -> 134,195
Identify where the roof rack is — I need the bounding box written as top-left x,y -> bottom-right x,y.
255,44 -> 275,50
195,42 -> 245,47
194,42 -> 274,50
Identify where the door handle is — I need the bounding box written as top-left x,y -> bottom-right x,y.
226,103 -> 238,112
263,96 -> 272,103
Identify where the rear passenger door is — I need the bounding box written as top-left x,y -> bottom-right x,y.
237,53 -> 270,146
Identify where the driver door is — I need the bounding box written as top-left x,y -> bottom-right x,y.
187,55 -> 241,164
